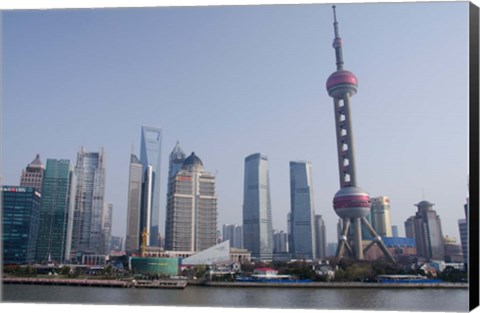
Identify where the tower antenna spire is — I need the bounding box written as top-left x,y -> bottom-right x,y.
331,5 -> 344,70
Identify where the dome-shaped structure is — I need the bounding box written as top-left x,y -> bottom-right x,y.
415,200 -> 434,212
182,152 -> 203,170
333,186 -> 371,218
326,70 -> 358,98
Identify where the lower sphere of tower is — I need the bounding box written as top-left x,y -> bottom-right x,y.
333,186 -> 371,219
326,70 -> 358,98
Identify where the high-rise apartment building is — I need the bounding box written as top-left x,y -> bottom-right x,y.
404,216 -> 416,239
314,215 -> 327,260
289,161 -> 316,259
242,153 -> 273,261
222,224 -> 243,249
2,186 -> 42,264
36,159 -> 76,264
20,154 -> 45,191
458,197 -> 469,265
164,152 -> 218,252
370,196 -> 393,237
71,147 -> 106,256
125,154 -> 143,254
273,230 -> 288,254
140,126 -> 162,247
412,200 -> 445,261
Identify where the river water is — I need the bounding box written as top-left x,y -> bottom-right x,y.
1,284 -> 470,312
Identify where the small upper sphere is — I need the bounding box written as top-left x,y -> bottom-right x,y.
326,70 -> 358,98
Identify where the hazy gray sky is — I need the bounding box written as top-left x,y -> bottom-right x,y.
2,1 -> 471,245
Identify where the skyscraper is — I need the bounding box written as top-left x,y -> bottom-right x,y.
2,186 -> 41,264
412,200 -> 445,260
140,126 -> 162,246
20,154 -> 45,192
125,154 -> 143,254
325,6 -> 394,262
71,147 -> 106,256
222,224 -> 243,249
370,196 -> 393,237
404,216 -> 416,238
164,152 -> 218,252
273,230 -> 288,254
168,141 -> 186,184
243,153 -> 273,261
458,196 -> 469,266
289,161 -> 316,259
101,203 -> 113,255
36,159 -> 76,264
314,215 -> 327,260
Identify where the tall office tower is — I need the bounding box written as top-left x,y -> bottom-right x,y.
125,154 -> 143,254
20,154 -> 45,191
242,153 -> 274,261
168,141 -> 186,184
2,186 -> 41,264
100,203 -> 113,255
391,225 -> 399,238
71,147 -> 106,256
404,216 -> 416,238
273,230 -> 288,254
325,6 -> 394,262
314,215 -> 327,260
289,161 -> 316,259
164,152 -> 218,252
36,159 -> 76,264
458,197 -> 469,266
458,218 -> 468,265
370,196 -> 393,237
412,200 -> 445,260
222,224 -> 243,249
140,126 -> 162,247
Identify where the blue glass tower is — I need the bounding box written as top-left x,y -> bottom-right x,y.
289,161 -> 316,259
243,153 -> 273,261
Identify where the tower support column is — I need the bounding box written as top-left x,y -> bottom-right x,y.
353,217 -> 363,260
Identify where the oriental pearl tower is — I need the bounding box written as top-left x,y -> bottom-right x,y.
326,6 -> 395,263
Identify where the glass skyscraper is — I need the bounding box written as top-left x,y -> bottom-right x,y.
71,147 -> 106,256
140,126 -> 162,247
315,214 -> 327,260
412,200 -> 445,260
125,154 -> 143,254
242,153 -> 273,261
2,186 -> 41,264
289,161 -> 316,259
36,159 -> 76,264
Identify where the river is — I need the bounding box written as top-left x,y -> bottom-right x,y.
1,284 -> 470,312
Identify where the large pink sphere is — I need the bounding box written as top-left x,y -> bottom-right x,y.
326,70 -> 358,98
333,186 -> 371,218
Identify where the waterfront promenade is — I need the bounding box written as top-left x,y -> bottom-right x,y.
2,277 -> 468,289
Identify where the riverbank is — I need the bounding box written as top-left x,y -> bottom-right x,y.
203,281 -> 469,289
2,277 -> 468,289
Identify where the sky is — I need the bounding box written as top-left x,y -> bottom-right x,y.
1,0 -> 471,246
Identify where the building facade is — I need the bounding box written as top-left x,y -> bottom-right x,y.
2,186 -> 42,264
314,215 -> 327,260
222,224 -> 243,249
412,200 -> 445,261
273,230 -> 288,254
125,154 -> 143,254
242,153 -> 274,261
71,147 -> 106,257
404,216 -> 416,239
36,159 -> 76,264
101,203 -> 113,255
370,196 -> 393,237
289,161 -> 316,259
20,154 -> 45,192
164,152 -> 218,252
140,125 -> 162,247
